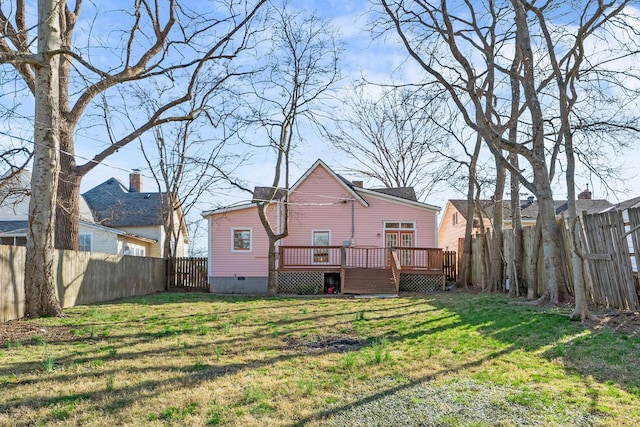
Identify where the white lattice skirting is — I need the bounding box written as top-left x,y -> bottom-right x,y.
399,274 -> 444,293
277,271 -> 444,294
277,271 -> 325,295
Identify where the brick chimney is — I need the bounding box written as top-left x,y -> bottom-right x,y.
129,170 -> 143,192
578,185 -> 591,200
352,180 -> 363,188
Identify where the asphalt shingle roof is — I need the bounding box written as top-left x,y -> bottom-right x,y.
0,220 -> 28,234
369,187 -> 418,202
82,178 -> 166,227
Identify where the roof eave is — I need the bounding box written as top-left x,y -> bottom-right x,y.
356,187 -> 440,213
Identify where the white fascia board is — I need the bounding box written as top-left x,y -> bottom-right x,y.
202,202 -> 257,218
80,220 -> 157,244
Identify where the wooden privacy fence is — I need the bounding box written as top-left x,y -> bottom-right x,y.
468,209 -> 640,310
166,257 -> 209,291
443,250 -> 457,282
1,245 -> 166,322
582,209 -> 639,310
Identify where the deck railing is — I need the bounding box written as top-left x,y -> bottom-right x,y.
278,245 -> 344,268
278,245 -> 443,272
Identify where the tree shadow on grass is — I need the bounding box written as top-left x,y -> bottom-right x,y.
292,347 -> 517,426
424,293 -> 640,396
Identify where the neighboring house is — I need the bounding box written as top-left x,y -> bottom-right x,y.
0,170 -> 179,257
82,171 -> 188,258
438,188 -> 613,252
203,159 -> 443,295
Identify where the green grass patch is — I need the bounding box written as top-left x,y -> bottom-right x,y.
1,293 -> 639,426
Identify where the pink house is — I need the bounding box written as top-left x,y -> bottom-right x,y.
203,160 -> 443,295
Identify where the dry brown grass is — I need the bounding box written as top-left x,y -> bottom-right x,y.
1,292 -> 639,426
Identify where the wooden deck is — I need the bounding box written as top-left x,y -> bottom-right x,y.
278,246 -> 443,272
278,246 -> 444,294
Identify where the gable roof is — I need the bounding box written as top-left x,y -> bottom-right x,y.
0,219 -> 156,244
0,220 -> 28,234
0,170 -> 95,222
203,159 -> 441,217
82,178 -> 166,227
291,160 -> 369,207
607,196 -> 640,212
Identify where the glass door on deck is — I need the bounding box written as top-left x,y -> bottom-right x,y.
400,232 -> 413,266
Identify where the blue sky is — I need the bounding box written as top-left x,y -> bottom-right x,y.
76,1 -> 640,209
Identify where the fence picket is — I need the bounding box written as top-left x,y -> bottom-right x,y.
166,257 -> 209,291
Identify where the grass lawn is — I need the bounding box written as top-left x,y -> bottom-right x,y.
1,291 -> 639,426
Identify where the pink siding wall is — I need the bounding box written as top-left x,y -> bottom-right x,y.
209,205 -> 275,277
208,164 -> 438,277
282,166 -> 437,248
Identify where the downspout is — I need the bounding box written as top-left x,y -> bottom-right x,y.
207,215 -> 212,282
276,197 -> 282,270
351,199 -> 355,245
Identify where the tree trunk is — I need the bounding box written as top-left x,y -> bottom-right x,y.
528,220 -> 541,300
266,235 -> 278,296
513,0 -> 565,305
55,134 -> 81,250
533,181 -> 565,305
509,154 -> 524,297
25,0 -> 63,317
460,135 -> 483,288
256,199 -> 286,297
55,16 -> 80,251
490,156 -> 505,292
568,215 -> 594,320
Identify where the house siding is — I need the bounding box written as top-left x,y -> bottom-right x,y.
205,161 -> 440,295
282,166 -> 437,248
438,202 -> 468,252
209,205 -> 277,277
81,225 -> 118,254
117,226 -> 164,257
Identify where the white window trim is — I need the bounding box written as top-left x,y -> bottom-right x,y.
383,221 -> 416,230
382,221 -> 417,247
79,232 -> 93,252
231,227 -> 253,253
311,229 -> 331,244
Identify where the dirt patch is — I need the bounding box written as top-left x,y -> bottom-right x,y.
0,322 -> 74,346
589,311 -> 640,336
283,335 -> 369,354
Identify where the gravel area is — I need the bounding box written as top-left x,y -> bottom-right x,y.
318,378 -> 600,426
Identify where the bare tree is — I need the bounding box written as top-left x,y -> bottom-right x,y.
326,85 -> 449,200
139,101 -> 243,258
523,1 -> 640,319
377,0 -> 640,307
231,1 -> 341,296
0,0 -> 266,316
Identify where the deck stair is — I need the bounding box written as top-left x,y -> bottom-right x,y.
341,268 -> 397,294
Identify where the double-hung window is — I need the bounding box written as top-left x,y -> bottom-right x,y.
232,228 -> 252,252
79,234 -> 92,252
